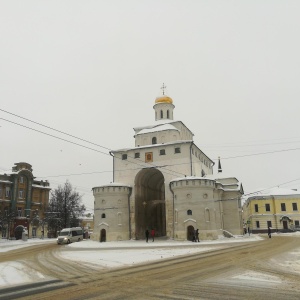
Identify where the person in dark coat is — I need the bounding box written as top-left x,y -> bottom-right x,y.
268,227 -> 271,238
195,229 -> 200,242
151,229 -> 155,242
145,229 -> 149,242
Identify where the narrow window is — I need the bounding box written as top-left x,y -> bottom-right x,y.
134,152 -> 140,159
17,208 -> 22,217
20,176 -> 24,183
205,208 -> 210,222
265,204 -> 270,212
256,221 -> 260,228
19,190 -> 24,199
175,147 -> 181,154
5,187 -> 10,198
101,213 -> 106,218
160,110 -> 163,118
267,221 -> 272,228
167,110 -> 169,118
254,204 -> 258,213
122,154 -> 127,160
152,137 -> 157,144
295,220 -> 300,227
187,209 -> 192,215
281,203 -> 286,211
160,149 -> 166,155
292,203 -> 298,211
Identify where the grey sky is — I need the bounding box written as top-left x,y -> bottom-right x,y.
1,1 -> 300,209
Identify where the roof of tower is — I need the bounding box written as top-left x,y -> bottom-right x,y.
155,95 -> 173,104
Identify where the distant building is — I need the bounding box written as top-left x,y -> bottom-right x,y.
79,211 -> 94,238
242,187 -> 300,233
93,91 -> 244,242
0,162 -> 50,239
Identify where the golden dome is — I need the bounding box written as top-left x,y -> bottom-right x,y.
155,95 -> 173,104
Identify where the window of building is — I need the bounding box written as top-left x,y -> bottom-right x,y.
134,152 -> 140,159
292,203 -> 298,211
265,203 -> 270,212
101,213 -> 106,218
20,176 -> 24,183
281,203 -> 286,211
152,137 -> 157,144
19,190 -> 24,199
17,208 -> 22,217
159,149 -> 166,155
187,209 -> 192,215
254,204 -> 258,213
5,187 -> 10,198
0,188 -> 2,197
267,221 -> 272,228
122,154 -> 127,160
295,220 -> 300,227
175,147 -> 181,154
205,208 -> 210,222
167,110 -> 169,118
256,221 -> 260,228
160,110 -> 163,118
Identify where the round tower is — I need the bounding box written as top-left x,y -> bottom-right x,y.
92,184 -> 132,242
153,92 -> 175,121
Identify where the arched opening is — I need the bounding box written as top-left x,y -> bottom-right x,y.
167,110 -> 169,118
100,229 -> 106,242
14,225 -> 25,240
134,168 -> 166,239
160,110 -> 163,119
187,225 -> 195,241
152,137 -> 157,144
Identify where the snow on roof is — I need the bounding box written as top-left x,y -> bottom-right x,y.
248,187 -> 300,198
32,184 -> 51,190
136,123 -> 179,135
0,180 -> 13,184
93,182 -> 132,189
204,174 -> 238,181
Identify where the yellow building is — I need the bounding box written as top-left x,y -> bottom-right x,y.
243,187 -> 300,233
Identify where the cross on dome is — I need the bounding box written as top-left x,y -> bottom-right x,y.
161,83 -> 167,95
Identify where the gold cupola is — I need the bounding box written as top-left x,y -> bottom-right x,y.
155,95 -> 173,104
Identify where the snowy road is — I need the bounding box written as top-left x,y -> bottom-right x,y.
1,235 -> 300,299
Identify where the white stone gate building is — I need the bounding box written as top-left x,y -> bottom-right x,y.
92,92 -> 244,241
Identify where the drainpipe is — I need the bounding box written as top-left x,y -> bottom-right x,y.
169,182 -> 175,239
189,142 -> 193,176
128,187 -> 132,240
109,151 -> 115,182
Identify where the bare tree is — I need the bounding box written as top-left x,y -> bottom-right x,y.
47,181 -> 86,234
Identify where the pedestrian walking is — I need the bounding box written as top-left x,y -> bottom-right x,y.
151,228 -> 155,242
195,229 -> 200,242
145,229 -> 149,242
268,227 -> 272,238
247,227 -> 250,236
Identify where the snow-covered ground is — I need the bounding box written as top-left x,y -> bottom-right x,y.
0,233 -> 299,288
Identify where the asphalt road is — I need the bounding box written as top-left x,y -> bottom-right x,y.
1,236 -> 300,300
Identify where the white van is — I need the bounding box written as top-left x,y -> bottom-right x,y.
57,227 -> 83,245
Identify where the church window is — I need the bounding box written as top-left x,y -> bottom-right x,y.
134,152 -> 140,158
187,209 -> 192,215
175,147 -> 181,154
122,154 -> 127,160
160,110 -> 163,118
20,176 -> 24,183
101,213 -> 106,218
167,110 -> 169,118
201,169 -> 205,177
160,149 -> 166,155
152,137 -> 157,144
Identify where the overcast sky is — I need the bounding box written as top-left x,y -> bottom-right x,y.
1,1 -> 300,209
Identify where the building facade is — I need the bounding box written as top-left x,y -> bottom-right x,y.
242,187 -> 300,233
93,93 -> 244,242
0,162 -> 50,239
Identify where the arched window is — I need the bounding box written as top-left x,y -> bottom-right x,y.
167,110 -> 169,118
152,137 -> 157,144
101,213 -> 106,218
205,208 -> 210,222
160,110 -> 163,118
187,209 -> 192,215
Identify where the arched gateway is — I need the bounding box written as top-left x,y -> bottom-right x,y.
134,168 -> 166,239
